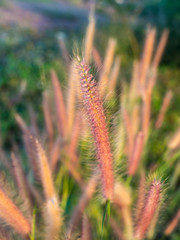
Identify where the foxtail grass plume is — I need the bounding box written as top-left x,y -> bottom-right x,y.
139,27 -> 156,86
43,90 -> 54,148
168,127 -> 180,149
11,152 -> 33,215
107,55 -> 121,99
84,7 -> 95,64
0,187 -> 31,236
164,209 -> 180,235
128,132 -> 144,176
99,38 -> 116,97
135,172 -> 146,224
92,47 -> 102,70
152,29 -> 169,70
134,179 -> 162,240
33,136 -> 62,239
77,58 -> 114,200
81,214 -> 91,240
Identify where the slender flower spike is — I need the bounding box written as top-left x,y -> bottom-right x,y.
0,187 -> 31,236
77,58 -> 114,200
134,179 -> 162,240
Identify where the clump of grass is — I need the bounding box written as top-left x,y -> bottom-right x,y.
0,9 -> 179,240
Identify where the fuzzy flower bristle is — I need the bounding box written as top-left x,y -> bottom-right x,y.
77,58 -> 114,200
134,179 -> 162,240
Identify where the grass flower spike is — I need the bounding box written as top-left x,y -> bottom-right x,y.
134,179 -> 162,240
77,58 -> 114,200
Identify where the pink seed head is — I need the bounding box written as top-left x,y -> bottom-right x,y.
77,58 -> 114,200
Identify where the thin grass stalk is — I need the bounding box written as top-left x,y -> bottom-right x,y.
81,214 -> 91,240
99,38 -> 116,97
33,136 -> 55,199
139,28 -> 156,87
15,114 -> 40,179
77,59 -> 114,200
58,37 -> 70,68
84,8 -> 95,64
15,113 -> 29,133
43,90 -> 54,149
164,209 -> 180,235
51,69 -> 67,140
67,172 -> 98,236
11,152 -> 33,215
92,47 -> 102,70
151,29 -> 169,70
134,180 -> 162,240
110,217 -> 126,240
155,90 -> 173,129
107,55 -> 121,99
28,105 -> 39,137
50,137 -> 61,171
128,132 -> 144,176
0,187 -> 31,236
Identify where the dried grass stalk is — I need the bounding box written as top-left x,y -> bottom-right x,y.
107,55 -> 121,99
139,28 -> 156,86
128,132 -> 144,176
155,90 -> 173,129
81,214 -> 91,240
51,69 -> 67,139
84,9 -> 95,64
164,209 -> 180,235
11,152 -> 33,215
152,29 -> 169,70
168,127 -> 180,149
43,90 -> 54,147
92,47 -> 102,70
99,38 -> 116,97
